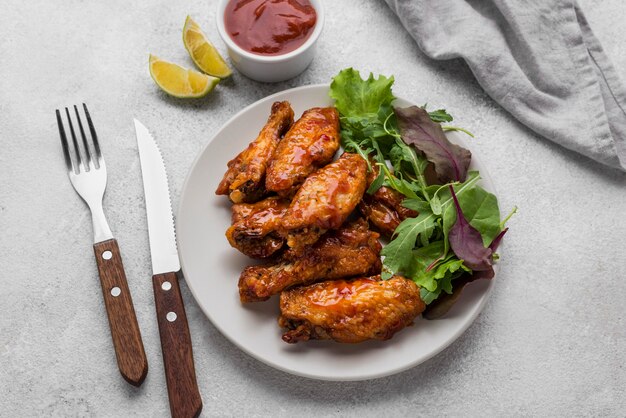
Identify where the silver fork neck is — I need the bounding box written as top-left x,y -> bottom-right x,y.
88,201 -> 114,243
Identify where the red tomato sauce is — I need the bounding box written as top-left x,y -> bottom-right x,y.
224,0 -> 317,56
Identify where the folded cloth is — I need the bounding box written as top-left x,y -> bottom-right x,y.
385,0 -> 626,170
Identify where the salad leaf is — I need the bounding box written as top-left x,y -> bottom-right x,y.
448,185 -> 493,271
381,211 -> 437,279
419,261 -> 465,305
427,108 -> 454,123
406,241 -> 469,293
442,202 -> 455,256
328,68 -> 512,311
440,185 -> 502,247
382,172 -> 481,279
489,227 -> 508,252
402,197 -> 431,213
455,186 -> 501,246
366,167 -> 386,194
422,274 -> 470,319
330,68 -> 395,117
395,106 -> 472,183
330,68 -> 399,180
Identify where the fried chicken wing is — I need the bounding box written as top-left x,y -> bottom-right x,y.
216,101 -> 294,203
226,197 -> 290,259
238,219 -> 381,302
359,164 -> 418,237
281,152 -> 367,251
265,107 -> 340,196
279,275 -> 425,344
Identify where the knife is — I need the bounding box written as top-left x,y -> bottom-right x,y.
134,119 -> 203,418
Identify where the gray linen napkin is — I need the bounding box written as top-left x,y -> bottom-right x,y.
385,0 -> 626,170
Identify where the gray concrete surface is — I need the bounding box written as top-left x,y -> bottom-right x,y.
1,0 -> 625,416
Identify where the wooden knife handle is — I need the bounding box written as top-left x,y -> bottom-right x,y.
93,239 -> 148,387
153,272 -> 202,418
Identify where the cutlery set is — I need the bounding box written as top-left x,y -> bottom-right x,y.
55,105 -> 202,418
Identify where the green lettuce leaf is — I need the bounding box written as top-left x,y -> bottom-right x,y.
427,108 -> 454,123
330,68 -> 395,117
408,241 -> 470,304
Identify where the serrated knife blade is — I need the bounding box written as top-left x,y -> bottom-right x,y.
134,119 -> 180,275
134,118 -> 203,418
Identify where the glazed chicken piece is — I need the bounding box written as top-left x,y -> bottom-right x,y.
226,197 -> 290,259
279,275 -> 425,344
265,107 -> 340,197
216,101 -> 294,203
359,164 -> 418,237
238,219 -> 382,302
280,152 -> 367,251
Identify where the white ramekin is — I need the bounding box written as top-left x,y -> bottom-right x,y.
216,0 -> 324,83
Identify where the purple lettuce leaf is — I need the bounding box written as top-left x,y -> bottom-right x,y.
489,228 -> 508,252
394,106 -> 471,183
448,185 -> 493,271
471,268 -> 495,280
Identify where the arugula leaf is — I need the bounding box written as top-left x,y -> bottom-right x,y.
402,198 -> 431,213
429,195 -> 443,215
330,68 -> 395,117
343,135 -> 374,165
428,108 -> 454,123
381,172 -> 481,279
377,163 -> 419,198
395,106 -> 472,183
366,167 -> 385,194
381,211 -> 437,279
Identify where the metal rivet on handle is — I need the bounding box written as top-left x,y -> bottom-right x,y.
111,287 -> 121,297
102,250 -> 112,260
161,281 -> 172,291
166,312 -> 177,322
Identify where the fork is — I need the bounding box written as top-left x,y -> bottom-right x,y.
56,104 -> 148,387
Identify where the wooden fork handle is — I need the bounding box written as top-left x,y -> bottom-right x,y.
93,239 -> 148,387
153,272 -> 202,418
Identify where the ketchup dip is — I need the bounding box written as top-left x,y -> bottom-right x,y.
224,0 -> 317,56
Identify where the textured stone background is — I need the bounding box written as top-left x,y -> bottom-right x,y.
1,0 -> 625,416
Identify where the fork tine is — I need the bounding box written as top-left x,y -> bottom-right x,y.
65,107 -> 83,172
56,109 -> 75,173
74,105 -> 92,168
83,104 -> 102,165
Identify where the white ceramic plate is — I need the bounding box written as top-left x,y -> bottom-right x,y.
177,84 -> 497,381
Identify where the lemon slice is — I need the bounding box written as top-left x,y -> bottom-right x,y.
183,16 -> 232,78
149,54 -> 219,98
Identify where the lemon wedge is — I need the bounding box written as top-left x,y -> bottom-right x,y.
183,16 -> 232,78
149,54 -> 219,98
